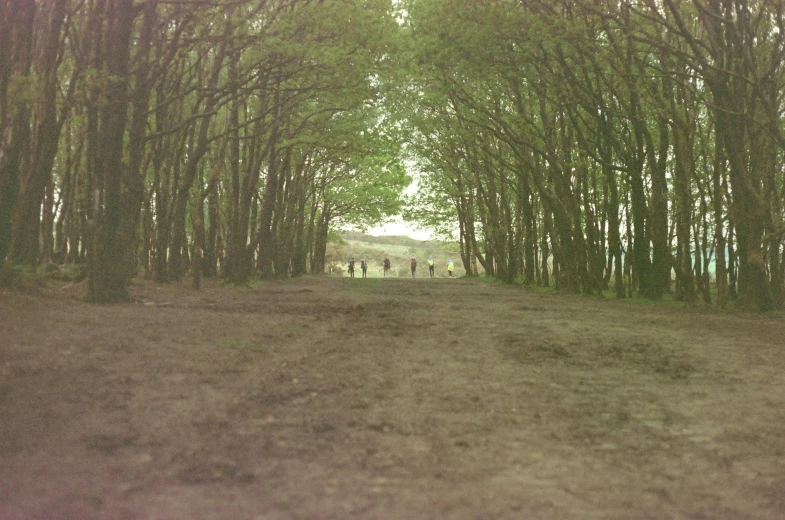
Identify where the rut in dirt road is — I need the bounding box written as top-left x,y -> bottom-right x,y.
1,277 -> 784,519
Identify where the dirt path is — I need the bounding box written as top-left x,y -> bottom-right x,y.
1,277 -> 784,519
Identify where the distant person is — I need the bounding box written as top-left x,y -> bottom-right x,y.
428,255 -> 435,278
383,257 -> 391,277
447,259 -> 455,277
361,259 -> 368,278
348,258 -> 356,278
410,256 -> 417,278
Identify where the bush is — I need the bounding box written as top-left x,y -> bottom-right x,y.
0,265 -> 46,289
53,263 -> 87,282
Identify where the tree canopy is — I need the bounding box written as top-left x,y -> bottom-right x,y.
1,0 -> 784,311
400,0 -> 785,311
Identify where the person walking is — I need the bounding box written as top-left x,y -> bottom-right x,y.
428,255 -> 435,278
360,259 -> 368,278
410,256 -> 417,278
447,259 -> 455,277
383,257 -> 391,277
348,258 -> 356,278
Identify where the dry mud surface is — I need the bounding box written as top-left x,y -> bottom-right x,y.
1,276 -> 784,519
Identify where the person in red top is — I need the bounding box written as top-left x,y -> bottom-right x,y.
410,257 -> 417,278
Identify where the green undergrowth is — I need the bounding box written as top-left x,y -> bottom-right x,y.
0,265 -> 43,288
1,263 -> 87,289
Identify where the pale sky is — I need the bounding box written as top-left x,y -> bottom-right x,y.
367,217 -> 433,241
364,173 -> 429,240
365,167 -> 435,241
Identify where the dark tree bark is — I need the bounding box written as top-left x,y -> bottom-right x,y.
8,0 -> 69,267
257,87 -> 285,278
121,0 -> 157,278
0,0 -> 35,275
88,0 -> 137,302
712,138 -> 729,307
672,113 -> 697,304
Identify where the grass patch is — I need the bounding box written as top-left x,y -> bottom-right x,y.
279,323 -> 308,335
340,277 -> 384,300
343,277 -> 383,289
257,321 -> 309,336
218,338 -> 245,349
217,337 -> 267,354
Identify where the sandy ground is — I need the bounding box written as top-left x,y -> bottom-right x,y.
1,276 -> 784,520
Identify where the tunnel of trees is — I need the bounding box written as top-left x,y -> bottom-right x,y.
1,0 -> 784,312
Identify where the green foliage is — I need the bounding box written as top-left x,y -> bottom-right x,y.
53,264 -> 87,282
4,0 -> 781,311
0,266 -> 44,289
6,74 -> 41,105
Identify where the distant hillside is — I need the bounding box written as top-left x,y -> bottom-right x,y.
325,231 -> 463,277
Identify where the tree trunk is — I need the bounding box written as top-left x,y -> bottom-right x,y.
712,136 -> 729,307
257,89 -> 284,278
672,117 -> 697,303
0,0 -> 35,275
8,0 -> 68,267
88,0 -> 136,302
